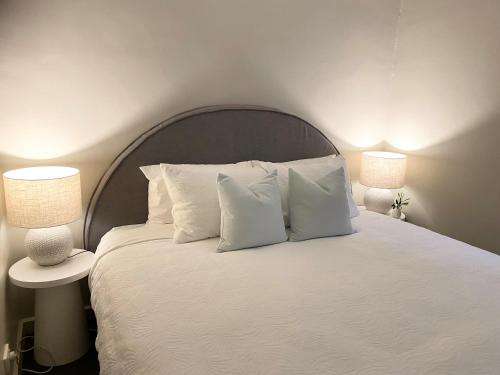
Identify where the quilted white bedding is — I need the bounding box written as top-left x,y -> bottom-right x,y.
89,211 -> 500,375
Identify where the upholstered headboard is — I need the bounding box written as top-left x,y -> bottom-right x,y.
84,105 -> 339,251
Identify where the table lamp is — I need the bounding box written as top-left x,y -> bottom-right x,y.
360,151 -> 407,214
3,166 -> 82,266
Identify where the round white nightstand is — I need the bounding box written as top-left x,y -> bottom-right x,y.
9,249 -> 95,366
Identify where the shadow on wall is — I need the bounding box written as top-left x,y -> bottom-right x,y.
397,114 -> 500,253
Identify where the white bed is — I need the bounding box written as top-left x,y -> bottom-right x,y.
90,210 -> 500,375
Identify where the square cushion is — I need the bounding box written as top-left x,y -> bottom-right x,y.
217,170 -> 287,251
288,167 -> 353,241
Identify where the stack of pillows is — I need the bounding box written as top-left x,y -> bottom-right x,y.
140,155 -> 358,252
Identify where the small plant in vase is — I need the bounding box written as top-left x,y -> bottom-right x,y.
391,192 -> 410,219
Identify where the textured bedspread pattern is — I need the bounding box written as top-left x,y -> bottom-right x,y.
90,212 -> 500,375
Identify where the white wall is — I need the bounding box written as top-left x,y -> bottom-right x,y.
387,0 -> 500,252
0,0 -> 399,162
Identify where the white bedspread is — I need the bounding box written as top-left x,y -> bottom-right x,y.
90,211 -> 500,375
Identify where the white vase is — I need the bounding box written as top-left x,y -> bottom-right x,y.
391,208 -> 402,219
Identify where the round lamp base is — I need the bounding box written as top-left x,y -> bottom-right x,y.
25,225 -> 73,266
364,188 -> 394,214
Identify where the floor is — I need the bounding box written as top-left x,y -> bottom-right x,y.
20,311 -> 99,375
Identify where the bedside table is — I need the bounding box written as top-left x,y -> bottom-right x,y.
9,249 -> 95,366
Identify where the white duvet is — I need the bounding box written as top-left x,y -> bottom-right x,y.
90,212 -> 500,375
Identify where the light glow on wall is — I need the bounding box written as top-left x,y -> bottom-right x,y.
0,127 -> 78,160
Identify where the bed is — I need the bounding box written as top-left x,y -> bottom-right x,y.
86,106 -> 500,374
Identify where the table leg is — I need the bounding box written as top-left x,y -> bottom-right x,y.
34,282 -> 89,366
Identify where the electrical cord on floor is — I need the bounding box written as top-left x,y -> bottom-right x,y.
17,336 -> 54,374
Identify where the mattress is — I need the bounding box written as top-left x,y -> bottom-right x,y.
89,211 -> 500,375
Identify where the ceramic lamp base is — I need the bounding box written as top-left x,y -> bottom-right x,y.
364,188 -> 394,214
25,225 -> 73,266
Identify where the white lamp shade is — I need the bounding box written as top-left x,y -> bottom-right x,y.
360,151 -> 407,189
3,166 -> 82,228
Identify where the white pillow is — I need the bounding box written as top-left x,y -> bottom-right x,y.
161,163 -> 266,243
249,155 -> 333,167
140,161 -> 252,225
217,170 -> 287,252
140,165 -> 173,224
288,167 -> 353,241
259,155 -> 359,224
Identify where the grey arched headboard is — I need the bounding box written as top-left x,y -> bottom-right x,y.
84,105 -> 339,251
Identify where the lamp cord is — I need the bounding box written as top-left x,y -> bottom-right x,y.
17,336 -> 54,374
68,250 -> 87,258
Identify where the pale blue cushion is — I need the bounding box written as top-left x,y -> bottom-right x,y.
288,168 -> 353,241
217,170 -> 287,252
